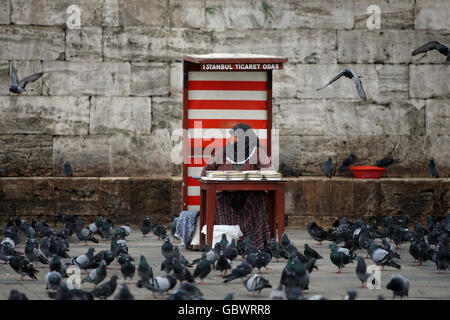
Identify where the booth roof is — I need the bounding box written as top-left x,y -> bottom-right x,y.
184,53 -> 288,64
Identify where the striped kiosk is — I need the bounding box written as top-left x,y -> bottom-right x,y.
182,54 -> 287,217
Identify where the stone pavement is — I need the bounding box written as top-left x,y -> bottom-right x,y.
0,227 -> 449,300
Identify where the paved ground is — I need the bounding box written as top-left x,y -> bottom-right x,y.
0,227 -> 449,300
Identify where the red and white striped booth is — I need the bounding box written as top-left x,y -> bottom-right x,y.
182,54 -> 287,211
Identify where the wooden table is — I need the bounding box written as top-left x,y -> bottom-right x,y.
199,179 -> 286,249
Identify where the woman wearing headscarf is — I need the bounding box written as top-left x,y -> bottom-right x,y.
200,123 -> 272,248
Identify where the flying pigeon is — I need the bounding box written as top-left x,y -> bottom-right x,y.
317,68 -> 367,101
63,161 -> 73,177
412,40 -> 450,63
427,157 -> 439,178
386,274 -> 409,299
244,274 -> 272,296
9,61 -> 44,94
321,156 -> 335,179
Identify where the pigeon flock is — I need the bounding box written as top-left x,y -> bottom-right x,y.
1,210 -> 449,300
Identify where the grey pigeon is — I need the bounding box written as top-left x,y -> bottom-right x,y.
355,255 -> 371,288
25,238 -> 49,265
427,157 -> 439,178
138,255 -> 153,282
139,216 -> 153,237
72,247 -> 95,269
9,61 -> 44,94
74,221 -> 99,245
50,254 -> 67,277
304,243 -> 323,260
8,289 -> 28,300
45,271 -> 63,292
214,250 -> 232,277
412,40 -> 450,63
376,152 -> 401,168
223,253 -> 256,283
321,156 -> 334,179
82,260 -> 107,287
120,257 -> 136,282
114,283 -> 134,300
137,274 -> 177,299
370,243 -> 401,270
193,253 -> 212,284
344,290 -> 357,300
317,68 -> 367,101
63,161 -> 73,177
91,275 -> 118,300
244,274 -> 272,296
339,152 -> 356,171
269,284 -> 287,300
386,274 -> 409,299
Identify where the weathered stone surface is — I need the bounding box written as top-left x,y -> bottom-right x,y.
273,62 -> 297,98
212,29 -> 336,64
130,177 -> 172,223
99,177 -> 131,222
205,0 -> 265,30
109,131 -> 173,176
0,96 -> 89,135
425,99 -> 450,137
89,97 -> 152,135
354,0 -> 415,29
102,0 -> 120,26
0,60 -> 42,96
0,135 -> 53,176
53,135 -> 111,176
410,65 -> 450,99
278,135 -> 302,174
274,98 -> 326,136
415,0 -> 450,30
270,0 -> 354,30
151,96 -> 182,131
170,177 -> 183,215
170,0 -> 205,28
0,0 -> 10,24
296,64 -> 408,103
338,30 -> 450,64
353,179 -> 381,217
116,0 -> 168,27
103,27 -> 168,61
169,62 -> 183,97
167,28 -> 214,61
424,135 -> 450,177
0,178 -> 34,201
66,27 -> 103,61
42,61 -> 131,96
324,99 -> 425,136
11,0 -> 103,26
131,62 -> 170,96
0,26 -> 65,60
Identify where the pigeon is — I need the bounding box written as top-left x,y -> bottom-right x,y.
304,257 -> 319,273
9,61 -> 44,94
45,271 -> 63,292
8,255 -> 38,281
114,283 -> 134,300
100,219 -> 114,241
344,290 -> 358,300
169,216 -> 179,241
375,152 -> 401,168
137,274 -> 177,299
355,255 -> 371,288
92,250 -> 114,268
223,253 -> 256,283
63,161 -> 73,177
255,250 -> 272,273
269,284 -> 287,300
74,221 -> 99,245
161,237 -> 175,259
317,68 -> 367,101
434,245 -> 450,273
214,250 -> 232,277
50,255 -> 67,278
91,275 -> 118,300
381,238 -> 401,259
172,258 -> 194,283
427,157 -> 439,178
53,283 -> 93,300
280,162 -> 299,177
72,247 -> 95,270
306,220 -> 330,245
8,289 -> 28,300
386,275 -> 409,299
24,238 -> 49,265
244,274 -> 272,296
412,40 -> 450,63
140,216 -> 153,237
223,239 -> 239,261
321,156 -> 335,179
152,224 -> 167,240
370,243 -> 401,270
193,253 -> 212,285
304,243 -> 323,260
120,257 -> 136,282
269,238 -> 285,262
138,255 -> 153,282
339,152 -> 356,171
218,233 -> 229,251
329,243 -> 354,273
82,260 -> 107,287
280,233 -> 293,253
280,256 -> 310,294
178,282 -> 205,300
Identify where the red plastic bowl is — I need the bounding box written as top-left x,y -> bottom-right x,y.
350,166 -> 385,179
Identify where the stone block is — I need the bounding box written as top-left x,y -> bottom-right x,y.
89,97 -> 152,135
99,177 -> 131,222
116,0 -> 168,27
410,65 -> 450,99
169,62 -> 183,97
425,99 -> 450,137
0,135 -> 53,176
151,96 -> 182,132
167,28 -> 214,60
0,26 -> 65,60
42,61 -> 130,96
205,0 -> 265,30
278,135 -> 302,174
170,0 -> 205,28
416,0 -> 450,30
66,27 -> 103,61
273,62 -> 297,98
0,0 -> 10,24
354,0 -> 415,29
131,62 -> 170,96
0,96 -> 89,135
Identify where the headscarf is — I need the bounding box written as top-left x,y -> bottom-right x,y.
225,123 -> 260,165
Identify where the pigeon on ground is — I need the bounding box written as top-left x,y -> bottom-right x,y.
344,290 -> 358,300
72,247 -> 95,270
386,274 -> 409,299
317,68 -> 367,101
269,284 -> 287,300
370,243 -> 401,270
281,256 -> 310,296
321,156 -> 335,179
244,274 -> 272,296
91,275 -> 118,300
114,283 -> 134,300
329,243 -> 355,273
45,271 -> 63,293
193,253 -> 212,285
304,243 -> 323,260
255,250 -> 272,273
120,257 -> 136,282
8,255 -> 38,281
223,253 -> 256,283
427,157 -> 439,178
74,221 -> 99,245
50,255 -> 67,277
306,220 -> 330,245
138,255 -> 153,282
53,283 -> 93,300
412,40 -> 450,63
172,258 -> 194,283
92,250 -> 114,268
214,250 -> 232,277
152,224 -> 167,240
140,216 -> 153,237
9,61 -> 44,94
355,255 -> 371,288
82,260 -> 107,287
179,282 -> 205,300
304,257 -> 319,273
223,239 -> 239,261
25,238 -> 49,265
218,233 -> 229,251
161,237 -> 175,259
8,289 -> 28,300
63,161 -> 73,177
137,274 -> 177,299
269,238 -> 285,262
381,238 -> 401,259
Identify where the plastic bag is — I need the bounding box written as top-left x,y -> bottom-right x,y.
200,225 -> 243,247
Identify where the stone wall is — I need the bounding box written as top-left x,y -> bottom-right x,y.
0,1 -> 449,225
